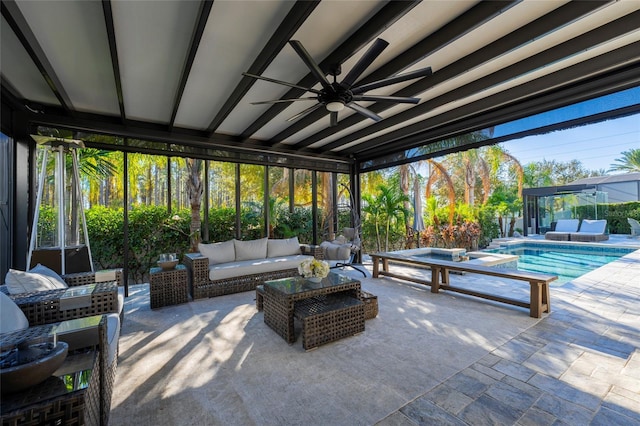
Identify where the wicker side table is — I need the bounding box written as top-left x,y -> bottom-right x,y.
149,264 -> 189,309
300,244 -> 324,259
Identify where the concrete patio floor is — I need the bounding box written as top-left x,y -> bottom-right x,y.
110,244 -> 640,425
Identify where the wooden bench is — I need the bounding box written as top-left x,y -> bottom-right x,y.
370,253 -> 557,318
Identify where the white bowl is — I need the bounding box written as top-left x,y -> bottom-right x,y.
157,259 -> 178,270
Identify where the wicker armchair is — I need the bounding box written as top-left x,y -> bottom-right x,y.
1,269 -> 124,326
0,295 -> 119,425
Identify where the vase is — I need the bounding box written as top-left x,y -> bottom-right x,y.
308,276 -> 323,283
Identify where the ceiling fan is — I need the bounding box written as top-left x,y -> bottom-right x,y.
243,38 -> 432,127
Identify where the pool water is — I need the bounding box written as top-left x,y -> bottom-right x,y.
486,246 -> 635,285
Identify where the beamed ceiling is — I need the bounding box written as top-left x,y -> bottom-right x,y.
1,0 -> 639,171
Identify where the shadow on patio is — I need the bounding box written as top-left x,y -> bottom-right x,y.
109,249 -> 640,425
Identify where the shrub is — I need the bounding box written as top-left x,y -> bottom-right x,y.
274,206 -> 313,242
421,218 -> 481,251
86,206 -> 124,270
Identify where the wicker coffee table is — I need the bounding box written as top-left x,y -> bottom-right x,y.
263,273 -> 361,344
149,264 -> 189,309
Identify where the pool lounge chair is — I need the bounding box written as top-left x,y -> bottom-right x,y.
570,219 -> 609,242
628,218 -> 640,237
544,219 -> 580,241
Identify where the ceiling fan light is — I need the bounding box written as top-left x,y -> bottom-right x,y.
326,101 -> 344,112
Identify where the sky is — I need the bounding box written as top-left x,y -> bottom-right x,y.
498,113 -> 639,173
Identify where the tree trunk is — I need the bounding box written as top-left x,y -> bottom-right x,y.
508,217 -> 516,237
186,159 -> 203,252
400,164 -> 411,238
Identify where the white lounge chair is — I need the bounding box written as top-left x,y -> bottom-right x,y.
544,219 -> 580,241
570,219 -> 608,242
628,218 -> 640,237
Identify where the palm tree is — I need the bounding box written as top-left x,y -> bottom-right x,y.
424,159 -> 455,224
399,164 -> 412,235
375,184 -> 409,251
185,158 -> 203,252
362,193 -> 382,252
610,149 -> 640,173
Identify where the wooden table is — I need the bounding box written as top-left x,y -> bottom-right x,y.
370,251 -> 557,318
263,273 -> 361,343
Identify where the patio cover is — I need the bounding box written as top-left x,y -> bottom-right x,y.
1,1 -> 639,171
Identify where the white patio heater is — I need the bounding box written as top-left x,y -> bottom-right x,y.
27,135 -> 94,275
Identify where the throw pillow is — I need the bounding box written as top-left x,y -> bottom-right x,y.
267,237 -> 301,257
0,292 -> 29,333
30,263 -> 68,288
234,237 -> 268,261
5,269 -> 67,295
333,235 -> 348,244
199,240 -> 236,265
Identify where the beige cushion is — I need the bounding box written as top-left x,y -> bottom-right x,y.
198,240 -> 236,265
30,263 -> 68,288
234,238 -> 268,261
208,255 -> 312,281
5,268 -> 68,295
333,235 -> 348,244
577,219 -> 606,234
320,240 -> 351,261
554,219 -> 580,232
267,237 -> 301,258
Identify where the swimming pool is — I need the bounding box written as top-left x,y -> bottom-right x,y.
486,243 -> 636,284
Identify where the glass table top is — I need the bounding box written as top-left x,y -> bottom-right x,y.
264,272 -> 359,295
61,284 -> 96,299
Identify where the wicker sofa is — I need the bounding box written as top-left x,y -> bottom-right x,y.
184,237 -> 317,299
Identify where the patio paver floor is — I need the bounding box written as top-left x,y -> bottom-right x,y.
110,244 -> 640,425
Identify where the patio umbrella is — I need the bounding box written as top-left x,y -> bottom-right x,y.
412,179 -> 425,247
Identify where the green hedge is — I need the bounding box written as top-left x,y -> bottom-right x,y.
81,200 -> 640,282
574,201 -> 640,234
85,205 -> 317,283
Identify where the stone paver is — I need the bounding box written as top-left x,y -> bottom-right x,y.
376,246 -> 640,425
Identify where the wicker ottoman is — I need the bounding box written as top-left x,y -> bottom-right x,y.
359,291 -> 378,320
149,264 -> 189,309
294,294 -> 364,351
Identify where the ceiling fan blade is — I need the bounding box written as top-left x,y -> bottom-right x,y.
251,97 -> 317,105
350,67 -> 433,95
243,72 -> 321,94
289,40 -> 333,91
286,103 -> 323,122
351,95 -> 420,104
346,102 -> 382,122
330,111 -> 339,127
340,38 -> 389,88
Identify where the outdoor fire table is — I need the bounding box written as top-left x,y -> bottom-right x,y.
0,315 -> 111,425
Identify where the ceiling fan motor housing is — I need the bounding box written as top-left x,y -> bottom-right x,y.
318,83 -> 353,106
